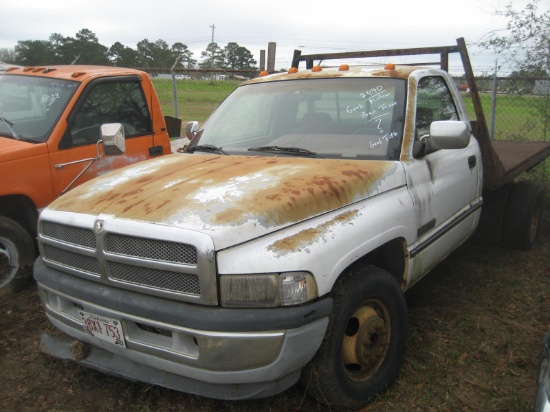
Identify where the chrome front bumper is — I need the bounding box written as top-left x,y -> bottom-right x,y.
34,258 -> 331,399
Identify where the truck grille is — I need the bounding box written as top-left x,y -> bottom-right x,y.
108,261 -> 201,294
42,221 -> 96,248
43,243 -> 101,275
105,233 -> 197,264
38,216 -> 216,303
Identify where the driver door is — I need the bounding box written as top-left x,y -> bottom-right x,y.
48,76 -> 156,197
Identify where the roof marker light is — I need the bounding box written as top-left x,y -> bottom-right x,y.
71,72 -> 87,78
339,64 -> 350,71
288,67 -> 298,74
312,66 -> 322,72
259,70 -> 269,77
384,63 -> 396,70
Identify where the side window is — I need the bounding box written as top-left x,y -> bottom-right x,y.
416,76 -> 459,139
66,80 -> 152,148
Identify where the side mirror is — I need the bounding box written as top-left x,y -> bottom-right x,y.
101,123 -> 126,155
185,121 -> 200,140
429,121 -> 470,150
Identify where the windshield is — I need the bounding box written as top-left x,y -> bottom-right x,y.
0,75 -> 78,142
191,78 -> 406,160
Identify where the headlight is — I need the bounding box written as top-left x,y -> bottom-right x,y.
220,272 -> 318,308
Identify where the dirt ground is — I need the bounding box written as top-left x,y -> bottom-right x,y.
1,211 -> 549,411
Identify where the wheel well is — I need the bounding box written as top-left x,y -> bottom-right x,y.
349,238 -> 407,288
0,195 -> 39,238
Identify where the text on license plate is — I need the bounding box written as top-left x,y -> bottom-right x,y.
79,310 -> 126,348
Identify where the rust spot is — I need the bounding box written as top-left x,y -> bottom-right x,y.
156,200 -> 171,210
92,192 -> 121,206
268,209 -> 359,253
400,77 -> 417,161
50,155 -> 392,229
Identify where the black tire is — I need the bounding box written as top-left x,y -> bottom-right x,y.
0,216 -> 35,295
534,332 -> 550,411
301,265 -> 407,409
475,182 -> 515,246
502,181 -> 545,250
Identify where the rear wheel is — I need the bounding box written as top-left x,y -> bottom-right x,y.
301,265 -> 407,409
502,181 -> 545,250
475,183 -> 515,246
0,216 -> 35,295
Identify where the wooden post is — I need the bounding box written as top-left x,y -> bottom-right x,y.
267,42 -> 276,73
260,50 -> 265,72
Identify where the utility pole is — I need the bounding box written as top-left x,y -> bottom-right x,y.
210,24 -> 216,44
209,24 -> 217,70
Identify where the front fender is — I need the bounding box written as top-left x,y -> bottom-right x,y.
216,186 -> 416,296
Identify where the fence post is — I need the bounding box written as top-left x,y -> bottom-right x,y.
490,60 -> 498,140
171,57 -> 182,118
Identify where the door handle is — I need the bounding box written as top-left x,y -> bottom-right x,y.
468,155 -> 476,169
149,146 -> 164,156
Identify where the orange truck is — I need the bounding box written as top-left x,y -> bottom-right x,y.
0,65 -> 177,294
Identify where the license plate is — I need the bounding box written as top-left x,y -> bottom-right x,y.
79,310 -> 126,348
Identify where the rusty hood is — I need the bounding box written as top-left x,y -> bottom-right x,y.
49,154 -> 405,249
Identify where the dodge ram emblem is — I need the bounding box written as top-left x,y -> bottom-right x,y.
94,219 -> 104,235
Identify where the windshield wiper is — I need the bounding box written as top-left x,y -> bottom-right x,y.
186,144 -> 228,155
248,145 -> 323,158
0,112 -> 19,140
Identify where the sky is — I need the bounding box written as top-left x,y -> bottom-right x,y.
1,0 -> 546,75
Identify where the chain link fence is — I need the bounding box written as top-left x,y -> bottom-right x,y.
144,68 -> 258,124
456,76 -> 550,143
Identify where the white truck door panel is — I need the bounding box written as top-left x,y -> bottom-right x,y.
405,75 -> 482,283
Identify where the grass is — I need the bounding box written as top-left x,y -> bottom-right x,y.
152,79 -> 242,122
461,92 -> 549,142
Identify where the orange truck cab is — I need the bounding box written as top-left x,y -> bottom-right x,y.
0,65 -> 173,294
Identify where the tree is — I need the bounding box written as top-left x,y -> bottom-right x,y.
171,42 -> 196,69
72,28 -> 109,65
48,30 -> 109,65
14,40 -> 54,65
507,64 -> 549,94
480,0 -> 550,146
136,39 -> 175,67
200,42 -> 224,69
108,42 -> 141,67
480,0 -> 549,76
222,42 -> 257,70
0,48 -> 17,64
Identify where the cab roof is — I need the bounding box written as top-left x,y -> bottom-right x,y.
245,64 -> 428,85
3,65 -> 144,82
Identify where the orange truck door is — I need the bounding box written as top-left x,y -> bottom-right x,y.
48,76 -> 158,197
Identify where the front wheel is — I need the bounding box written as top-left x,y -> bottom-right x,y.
301,265 -> 407,409
0,216 -> 35,295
